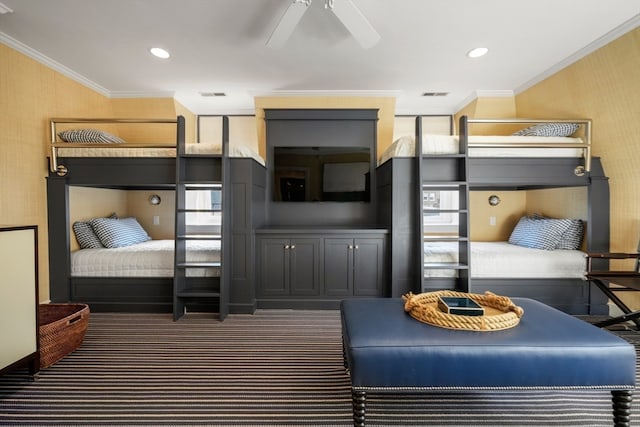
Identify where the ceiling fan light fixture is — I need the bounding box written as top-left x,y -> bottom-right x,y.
0,2 -> 13,14
149,47 -> 170,59
266,0 -> 312,48
329,0 -> 380,49
467,47 -> 489,58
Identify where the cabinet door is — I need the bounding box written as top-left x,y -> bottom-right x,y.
289,238 -> 321,296
353,238 -> 384,296
324,238 -> 353,297
258,238 -> 289,296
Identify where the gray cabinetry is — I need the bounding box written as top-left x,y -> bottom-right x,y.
324,237 -> 384,297
257,229 -> 387,308
258,237 -> 320,297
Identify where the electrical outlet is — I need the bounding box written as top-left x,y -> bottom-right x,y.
489,216 -> 496,226
153,215 -> 160,225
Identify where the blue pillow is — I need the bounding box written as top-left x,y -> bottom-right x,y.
508,216 -> 567,250
90,217 -> 150,248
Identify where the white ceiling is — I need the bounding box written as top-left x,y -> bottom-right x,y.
1,0 -> 639,115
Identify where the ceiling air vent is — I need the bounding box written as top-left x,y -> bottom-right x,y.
200,92 -> 226,97
422,92 -> 449,97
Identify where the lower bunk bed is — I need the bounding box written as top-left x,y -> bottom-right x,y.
70,239 -> 220,312
423,241 -> 593,314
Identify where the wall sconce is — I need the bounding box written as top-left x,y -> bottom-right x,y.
488,195 -> 501,206
149,194 -> 162,205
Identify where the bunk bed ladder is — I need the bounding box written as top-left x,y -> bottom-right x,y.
173,115 -> 229,321
417,115 -> 471,293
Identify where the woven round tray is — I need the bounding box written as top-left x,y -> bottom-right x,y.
402,290 -> 524,331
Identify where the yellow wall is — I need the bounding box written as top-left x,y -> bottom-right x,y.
0,43 -> 191,302
469,188 -> 588,242
254,97 -> 396,160
469,191 -> 526,241
0,43 -> 113,301
68,188 -> 175,251
515,28 -> 640,258
514,27 -> 640,309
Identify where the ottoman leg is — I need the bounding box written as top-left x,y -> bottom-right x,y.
352,389 -> 366,426
611,389 -> 633,427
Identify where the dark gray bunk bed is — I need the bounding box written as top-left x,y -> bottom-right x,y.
377,115 -> 609,315
46,116 -> 266,317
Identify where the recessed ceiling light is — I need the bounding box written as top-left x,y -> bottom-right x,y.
149,47 -> 170,59
467,47 -> 488,58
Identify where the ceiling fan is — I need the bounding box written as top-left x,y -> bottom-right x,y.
266,0 -> 380,49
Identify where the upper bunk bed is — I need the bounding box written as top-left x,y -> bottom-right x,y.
48,116 -> 264,186
46,115 -> 267,314
376,115 -> 609,315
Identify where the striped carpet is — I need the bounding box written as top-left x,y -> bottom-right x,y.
0,309 -> 638,426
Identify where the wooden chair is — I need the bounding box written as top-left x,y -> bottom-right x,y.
585,240 -> 640,329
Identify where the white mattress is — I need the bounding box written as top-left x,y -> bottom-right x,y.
379,134 -> 585,165
57,142 -> 265,165
423,241 -> 586,278
71,239 -> 220,277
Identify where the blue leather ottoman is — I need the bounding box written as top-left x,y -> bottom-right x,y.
341,297 -> 636,427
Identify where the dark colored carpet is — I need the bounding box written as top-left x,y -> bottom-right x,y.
0,310 -> 638,426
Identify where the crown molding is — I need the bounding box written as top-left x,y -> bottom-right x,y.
110,91 -> 175,99
0,31 -> 110,97
515,13 -> 640,94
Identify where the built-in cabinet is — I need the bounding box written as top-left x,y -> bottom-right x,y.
258,236 -> 321,296
256,230 -> 387,308
324,237 -> 385,297
255,109 -> 388,309
0,225 -> 39,376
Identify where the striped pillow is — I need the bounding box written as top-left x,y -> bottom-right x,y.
58,129 -> 125,144
508,216 -> 567,250
90,217 -> 150,248
512,123 -> 579,137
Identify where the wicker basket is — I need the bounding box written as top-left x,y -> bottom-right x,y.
38,303 -> 89,368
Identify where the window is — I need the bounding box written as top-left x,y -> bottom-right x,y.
423,189 -> 459,233
185,190 -> 221,230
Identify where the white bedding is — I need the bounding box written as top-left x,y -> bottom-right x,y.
71,239 -> 220,277
57,142 -> 265,165
424,241 -> 586,278
379,135 -> 585,165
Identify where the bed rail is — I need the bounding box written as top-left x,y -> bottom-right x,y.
49,117 -> 178,176
461,117 -> 592,174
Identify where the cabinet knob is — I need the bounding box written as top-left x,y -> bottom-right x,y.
348,244 -> 353,249
354,245 -> 359,250
284,244 -> 290,249
290,245 -> 295,249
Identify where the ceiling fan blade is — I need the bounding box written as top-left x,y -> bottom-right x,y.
266,0 -> 311,48
330,0 -> 380,49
